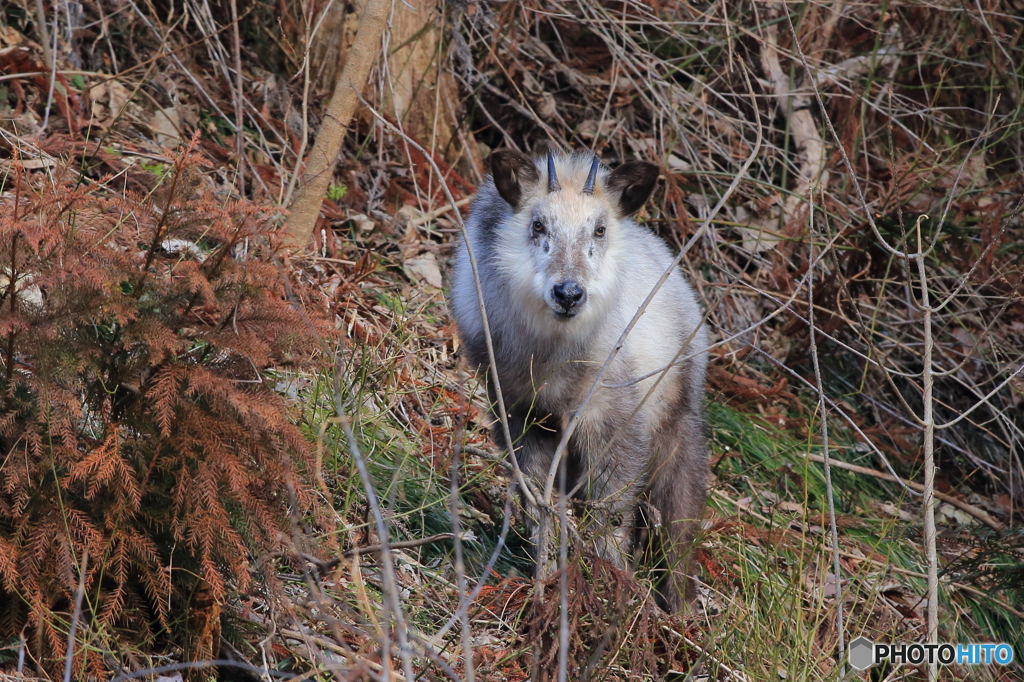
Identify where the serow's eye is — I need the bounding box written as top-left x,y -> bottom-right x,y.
532,220 -> 546,235
594,224 -> 606,237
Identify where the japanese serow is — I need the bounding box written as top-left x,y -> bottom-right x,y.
450,149 -> 708,611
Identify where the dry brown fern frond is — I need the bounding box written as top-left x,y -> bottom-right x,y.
523,553 -> 694,681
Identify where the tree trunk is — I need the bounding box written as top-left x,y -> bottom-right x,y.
385,0 -> 456,159
279,0 -> 391,254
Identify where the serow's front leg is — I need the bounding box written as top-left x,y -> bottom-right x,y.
571,411 -> 650,569
493,409 -> 561,574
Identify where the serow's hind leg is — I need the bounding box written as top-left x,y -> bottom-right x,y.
647,412 -> 707,613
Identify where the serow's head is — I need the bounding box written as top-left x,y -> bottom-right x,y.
489,149 -> 659,325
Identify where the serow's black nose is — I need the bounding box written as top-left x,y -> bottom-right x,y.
551,281 -> 585,309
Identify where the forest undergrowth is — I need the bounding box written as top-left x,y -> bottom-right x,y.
1,0 -> 1023,680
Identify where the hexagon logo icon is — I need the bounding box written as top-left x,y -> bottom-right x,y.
848,637 -> 875,671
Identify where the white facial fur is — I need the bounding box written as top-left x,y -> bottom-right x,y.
493,175 -> 625,340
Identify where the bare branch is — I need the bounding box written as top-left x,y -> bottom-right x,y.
806,189 -> 845,678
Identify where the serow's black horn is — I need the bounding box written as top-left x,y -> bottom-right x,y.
582,156 -> 600,195
547,151 -> 560,193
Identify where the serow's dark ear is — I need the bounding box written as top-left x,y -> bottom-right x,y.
606,161 -> 659,215
490,150 -> 540,209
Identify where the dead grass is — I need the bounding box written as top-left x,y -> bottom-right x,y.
2,0 -> 1023,679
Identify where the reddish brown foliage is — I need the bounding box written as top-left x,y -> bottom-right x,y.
0,139 -> 329,674
707,365 -> 796,406
523,557 -> 693,681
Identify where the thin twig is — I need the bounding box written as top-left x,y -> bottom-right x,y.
255,534 -> 457,573
111,660 -> 292,681
33,0 -> 53,71
781,3 -> 912,261
557,447 -> 569,682
807,189 -> 845,678
228,0 -> 246,193
281,0 -> 321,206
751,346 -> 924,499
449,428 -> 476,682
800,453 -> 1003,530
333,366 -> 415,682
407,196 -> 473,228
63,546 -> 89,682
913,214 -> 939,682
661,625 -> 750,682
345,533 -> 458,559
39,2 -> 59,132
